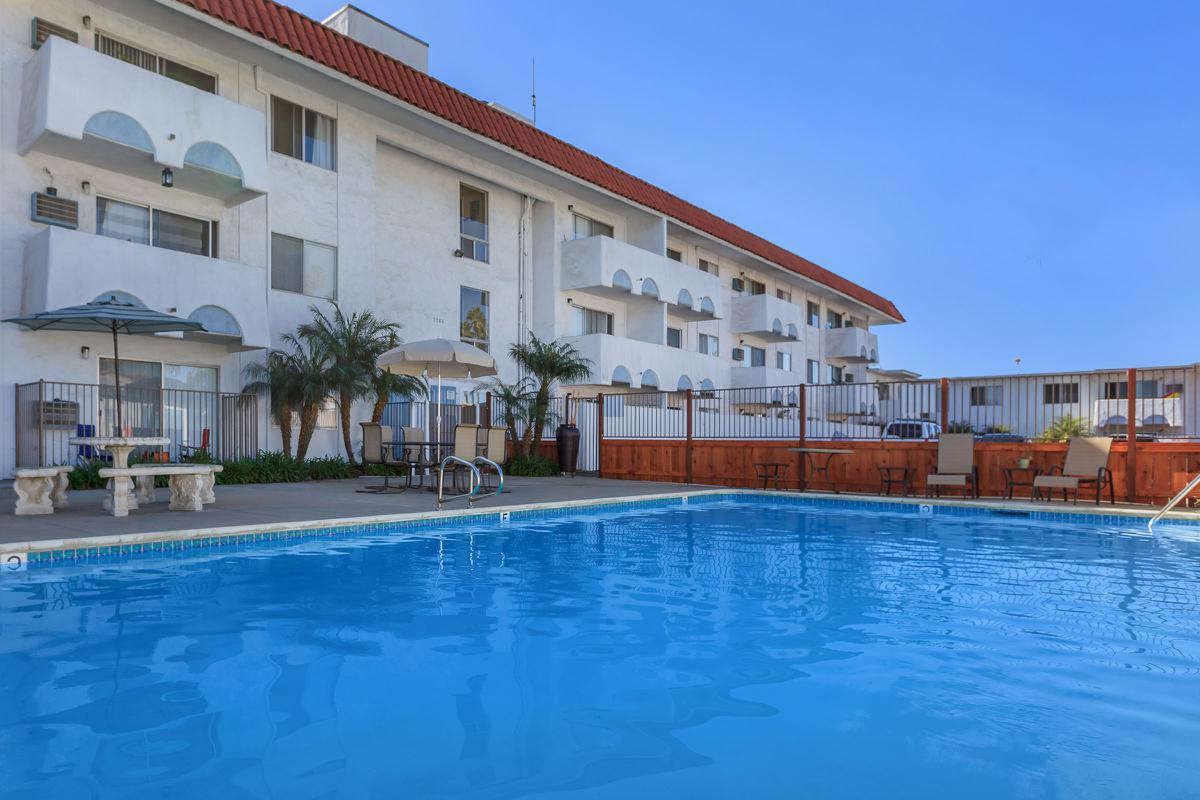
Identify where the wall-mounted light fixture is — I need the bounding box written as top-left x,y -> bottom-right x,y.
82,15 -> 92,28
453,248 -> 464,258
81,180 -> 91,194
80,346 -> 90,360
161,168 -> 174,188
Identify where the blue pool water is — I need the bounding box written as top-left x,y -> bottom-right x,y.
2,498 -> 1200,799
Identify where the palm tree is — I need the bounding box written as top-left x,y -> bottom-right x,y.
487,378 -> 535,458
280,333 -> 335,462
298,305 -> 400,466
508,334 -> 593,456
369,332 -> 426,424
242,350 -> 300,459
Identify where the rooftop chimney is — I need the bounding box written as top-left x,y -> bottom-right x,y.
321,4 -> 429,73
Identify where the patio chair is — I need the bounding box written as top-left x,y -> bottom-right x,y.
444,424 -> 480,493
357,423 -> 411,493
477,427 -> 508,491
925,433 -> 979,498
74,424 -> 111,463
179,428 -> 211,461
1032,437 -> 1115,505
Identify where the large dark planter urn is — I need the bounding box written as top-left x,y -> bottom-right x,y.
556,423 -> 580,475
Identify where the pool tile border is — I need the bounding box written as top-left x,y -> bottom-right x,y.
4,489 -> 1198,570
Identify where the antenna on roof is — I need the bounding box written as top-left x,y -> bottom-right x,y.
531,57 -> 537,126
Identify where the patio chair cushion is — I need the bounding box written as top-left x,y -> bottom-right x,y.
926,473 -> 968,487
1033,475 -> 1082,490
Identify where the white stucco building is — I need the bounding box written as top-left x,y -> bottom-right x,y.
1,1 -> 905,470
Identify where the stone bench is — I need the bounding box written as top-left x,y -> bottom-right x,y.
98,464 -> 223,516
11,466 -> 73,515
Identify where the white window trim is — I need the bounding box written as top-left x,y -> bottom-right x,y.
95,31 -> 218,92
270,232 -> 338,300
96,194 -> 219,258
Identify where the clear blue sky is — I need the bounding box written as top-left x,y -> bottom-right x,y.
289,0 -> 1199,377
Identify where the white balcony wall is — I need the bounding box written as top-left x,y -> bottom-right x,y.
565,333 -> 725,392
729,365 -> 801,389
729,294 -> 803,342
19,37 -> 267,204
22,226 -> 269,349
825,326 -> 879,362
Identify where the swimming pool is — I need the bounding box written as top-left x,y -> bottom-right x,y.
2,495 -> 1198,798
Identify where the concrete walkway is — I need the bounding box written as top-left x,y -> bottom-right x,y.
0,475 -> 690,548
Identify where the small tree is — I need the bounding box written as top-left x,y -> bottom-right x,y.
279,334 -> 334,461
298,305 -> 401,466
242,350 -> 301,459
1036,415 -> 1091,443
369,333 -> 426,424
488,378 -> 535,457
508,334 -> 593,457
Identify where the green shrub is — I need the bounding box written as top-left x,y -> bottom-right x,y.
59,450 -> 357,488
946,421 -> 974,434
504,454 -> 560,477
1036,415 -> 1091,443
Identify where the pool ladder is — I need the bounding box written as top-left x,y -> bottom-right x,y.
1147,472 -> 1200,532
436,456 -> 505,511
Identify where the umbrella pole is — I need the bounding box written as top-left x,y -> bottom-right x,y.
436,368 -> 443,459
112,321 -> 123,437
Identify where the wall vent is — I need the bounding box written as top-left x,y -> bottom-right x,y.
30,192 -> 79,229
31,17 -> 78,49
731,277 -> 746,293
731,347 -> 746,362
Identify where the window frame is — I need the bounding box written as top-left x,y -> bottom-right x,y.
459,286 -> 490,352
666,248 -> 683,262
571,305 -> 614,336
666,327 -> 683,349
969,384 -> 1003,407
807,301 -> 820,327
270,96 -> 337,171
270,232 -> 337,300
807,359 -> 820,384
459,184 -> 489,263
94,32 -> 217,93
828,364 -> 844,384
96,195 -> 218,258
698,332 -> 719,356
1043,382 -> 1080,405
698,258 -> 719,276
826,309 -> 843,329
776,351 -> 793,371
571,212 -> 613,240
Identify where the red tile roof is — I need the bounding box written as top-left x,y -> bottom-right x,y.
174,0 -> 903,322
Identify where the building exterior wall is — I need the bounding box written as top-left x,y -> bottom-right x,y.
0,0 -> 899,471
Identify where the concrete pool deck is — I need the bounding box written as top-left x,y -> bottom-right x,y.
0,476 -> 1196,556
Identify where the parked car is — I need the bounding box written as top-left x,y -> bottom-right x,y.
881,419 -> 943,440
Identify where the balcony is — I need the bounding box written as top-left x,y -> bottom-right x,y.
728,365 -> 801,390
21,226 -> 269,350
728,294 -> 802,343
825,326 -> 879,363
561,236 -> 721,320
1092,398 -> 1184,434
19,36 -> 267,205
564,333 -> 725,392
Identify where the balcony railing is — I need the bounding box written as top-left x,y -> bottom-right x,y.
825,327 -> 879,362
15,380 -> 259,467
561,236 -> 721,318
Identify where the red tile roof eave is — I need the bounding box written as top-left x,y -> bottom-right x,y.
173,0 -> 904,323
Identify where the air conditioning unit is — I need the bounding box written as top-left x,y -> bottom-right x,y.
731,347 -> 745,362
31,192 -> 78,229
731,277 -> 745,293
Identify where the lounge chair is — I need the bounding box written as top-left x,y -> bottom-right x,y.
925,433 -> 979,498
1032,437 -> 1115,505
358,423 -> 412,493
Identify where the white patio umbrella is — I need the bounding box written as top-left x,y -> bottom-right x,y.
376,338 -> 497,445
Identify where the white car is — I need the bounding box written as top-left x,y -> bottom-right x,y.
881,419 -> 943,440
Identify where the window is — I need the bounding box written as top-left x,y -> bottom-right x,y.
666,327 -> 683,349
271,233 -> 336,299
826,310 -> 843,329
776,288 -> 792,302
317,396 -> 339,429
1103,380 -> 1162,400
1043,382 -> 1080,404
749,346 -> 766,367
698,258 -> 718,276
776,352 -> 792,371
1165,383 -> 1185,398
572,306 -> 613,336
95,33 -> 216,93
807,359 -> 820,384
459,287 -> 490,351
807,301 -> 820,327
459,185 -> 489,262
970,385 -> 1002,406
828,364 -> 844,384
699,333 -> 719,356
747,279 -> 766,296
271,96 -> 336,170
666,248 -> 682,262
572,213 -> 613,239
97,197 -> 217,257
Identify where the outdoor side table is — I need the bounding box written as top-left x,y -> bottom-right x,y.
878,466 -> 914,497
1002,466 -> 1042,499
787,447 -> 855,493
753,462 -> 791,491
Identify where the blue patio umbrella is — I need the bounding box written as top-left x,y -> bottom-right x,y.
5,295 -> 205,434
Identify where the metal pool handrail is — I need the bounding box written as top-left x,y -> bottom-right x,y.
437,456 -> 481,511
473,456 -> 504,499
1148,472 -> 1200,532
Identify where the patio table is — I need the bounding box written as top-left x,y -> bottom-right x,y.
69,436 -> 170,511
787,447 -> 855,493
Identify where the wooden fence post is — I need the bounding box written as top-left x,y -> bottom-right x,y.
484,391 -> 492,428
797,384 -> 807,492
1127,368 -> 1138,503
685,388 -> 694,484
596,392 -> 605,479
940,377 -> 950,432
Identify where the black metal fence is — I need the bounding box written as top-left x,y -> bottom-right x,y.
15,380 -> 259,467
